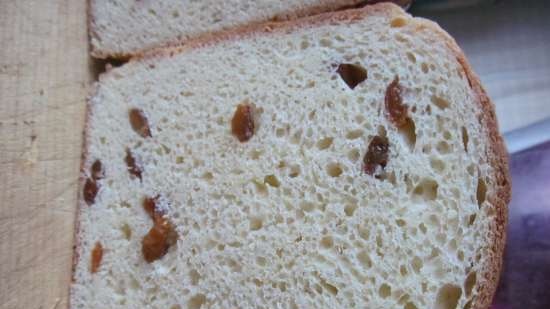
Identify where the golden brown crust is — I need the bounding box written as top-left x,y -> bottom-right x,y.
127,3 -> 404,65
412,17 -> 511,309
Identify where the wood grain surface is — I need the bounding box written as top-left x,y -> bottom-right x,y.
0,1 -> 548,309
0,1 -> 91,308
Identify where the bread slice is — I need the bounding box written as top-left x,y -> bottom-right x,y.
88,0 -> 412,58
73,3 -> 510,309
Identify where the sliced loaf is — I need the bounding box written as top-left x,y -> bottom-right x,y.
73,3 -> 510,309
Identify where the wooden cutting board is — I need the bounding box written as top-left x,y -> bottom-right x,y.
0,2 -> 90,308
0,1 -> 548,309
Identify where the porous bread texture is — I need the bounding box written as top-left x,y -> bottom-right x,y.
73,4 -> 510,309
89,0 -> 367,58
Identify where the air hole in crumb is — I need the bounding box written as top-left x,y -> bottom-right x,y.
121,223 -> 132,240
431,95 -> 450,109
413,179 -> 438,201
434,284 -> 462,309
347,149 -> 361,162
188,294 -> 206,309
189,269 -> 201,285
421,63 -> 429,73
467,165 -> 475,176
256,256 -> 267,267
436,141 -> 451,154
250,217 -> 263,231
327,163 -> 343,177
468,214 -> 476,226
276,128 -> 286,137
477,177 -> 487,207
344,204 -> 357,216
464,271 -> 477,297
290,129 -> 303,144
319,38 -> 332,47
399,117 -> 417,149
461,127 -> 469,152
289,165 -> 301,178
317,137 -> 333,150
250,149 -> 263,159
411,256 -> 423,273
346,129 -> 364,140
253,278 -> 263,287
430,158 -> 445,172
390,16 -> 407,27
419,223 -> 427,234
400,265 -> 408,276
264,175 -> 280,187
320,278 -> 339,295
357,251 -> 372,268
300,201 -> 315,212
358,227 -> 369,240
320,236 -> 334,248
253,180 -> 268,195
202,172 -> 214,181
396,219 -> 406,227
379,283 -> 392,298
406,52 -> 417,63
457,250 -> 464,261
443,131 -> 452,140
405,302 -> 418,309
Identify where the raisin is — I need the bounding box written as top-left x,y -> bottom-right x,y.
129,108 -> 152,138
141,195 -> 177,263
337,63 -> 367,90
125,149 -> 142,180
143,195 -> 160,220
90,160 -> 104,180
363,135 -> 389,176
90,241 -> 103,273
83,178 -> 99,205
231,103 -> 255,142
385,76 -> 409,127
142,224 -> 169,263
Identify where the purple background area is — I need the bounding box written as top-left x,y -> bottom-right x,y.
491,142 -> 550,309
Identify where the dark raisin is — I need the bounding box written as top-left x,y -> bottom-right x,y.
384,76 -> 408,127
363,135 -> 389,176
90,241 -> 103,273
83,178 -> 99,205
90,160 -> 104,180
125,149 -> 142,180
129,108 -> 152,138
337,63 -> 367,89
142,225 -> 169,263
143,196 -> 160,220
231,103 -> 255,142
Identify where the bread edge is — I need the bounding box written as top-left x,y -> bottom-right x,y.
88,0 -> 378,59
78,4 -> 511,309
412,18 -> 511,309
69,82 -> 99,309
